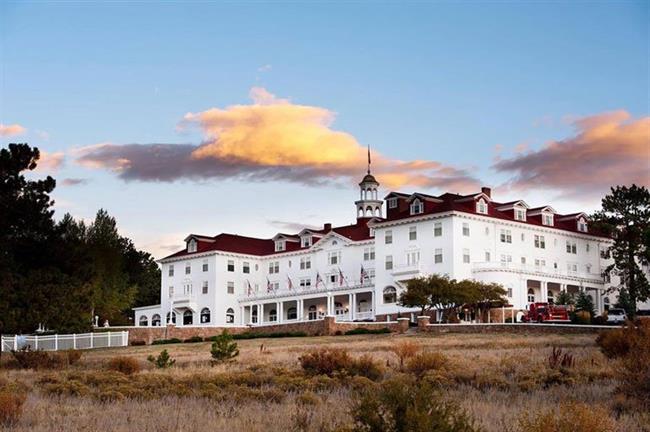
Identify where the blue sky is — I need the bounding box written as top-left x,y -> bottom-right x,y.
1,1 -> 648,258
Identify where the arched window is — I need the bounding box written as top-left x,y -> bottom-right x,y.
200,308 -> 211,324
383,286 -> 397,304
252,307 -> 258,323
287,307 -> 297,320
308,305 -> 318,320
183,310 -> 193,325
269,309 -> 277,322
366,206 -> 373,217
527,288 -> 535,303
166,311 -> 176,325
547,289 -> 554,304
334,302 -> 344,316
151,314 -> 161,326
226,308 -> 235,323
139,315 -> 148,326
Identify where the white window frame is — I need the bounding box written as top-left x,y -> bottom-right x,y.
410,199 -> 423,215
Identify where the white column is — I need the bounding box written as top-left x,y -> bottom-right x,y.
371,291 -> 376,319
541,281 -> 548,303
351,293 -> 356,321
259,304 -> 264,324
348,293 -> 353,321
326,295 -> 332,316
276,301 -> 280,323
279,301 -> 284,324
299,299 -> 304,320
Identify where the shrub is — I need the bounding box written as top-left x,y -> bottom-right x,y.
299,348 -> 352,377
405,351 -> 449,377
596,320 -> 649,359
347,355 -> 384,381
350,374 -> 478,432
389,340 -> 420,370
130,340 -> 146,346
571,310 -> 591,325
151,338 -> 182,345
10,348 -> 82,369
107,356 -> 141,375
0,388 -> 27,427
184,336 -> 203,343
344,327 -> 391,336
518,402 -> 614,432
210,330 -> 239,364
147,349 -> 176,369
547,347 -> 574,370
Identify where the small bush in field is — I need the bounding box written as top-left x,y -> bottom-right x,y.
210,330 -> 239,364
547,347 -> 574,370
10,348 -> 82,370
518,402 -> 614,432
405,351 -> 449,377
350,374 -> 478,432
147,349 -> 176,369
107,356 -> 140,375
0,388 -> 27,427
347,354 -> 384,381
596,320 -> 649,358
299,348 -> 352,377
389,340 -> 420,370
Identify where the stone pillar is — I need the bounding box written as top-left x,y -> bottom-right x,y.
397,317 -> 410,333
417,315 -> 430,331
323,315 -> 336,335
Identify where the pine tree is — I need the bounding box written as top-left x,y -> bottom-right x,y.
210,330 -> 240,363
555,291 -> 574,306
575,291 -> 596,319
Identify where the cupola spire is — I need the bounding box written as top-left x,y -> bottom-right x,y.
355,145 -> 382,219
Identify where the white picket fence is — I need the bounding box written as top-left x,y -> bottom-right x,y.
0,331 -> 129,352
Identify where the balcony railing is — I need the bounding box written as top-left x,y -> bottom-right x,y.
390,263 -> 422,277
471,261 -> 604,284
239,281 -> 375,302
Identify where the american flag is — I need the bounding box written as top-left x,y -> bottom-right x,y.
338,268 -> 345,286
315,272 -> 323,288
287,275 -> 294,290
247,280 -> 252,296
360,265 -> 369,283
267,277 -> 273,293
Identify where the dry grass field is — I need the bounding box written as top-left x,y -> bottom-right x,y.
0,331 -> 648,431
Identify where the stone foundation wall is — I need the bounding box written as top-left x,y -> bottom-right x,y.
418,322 -> 614,335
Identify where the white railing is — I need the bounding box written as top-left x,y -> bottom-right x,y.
240,281 -> 374,302
472,261 -> 604,283
0,331 -> 129,352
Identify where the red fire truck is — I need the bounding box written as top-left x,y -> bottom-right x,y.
521,302 -> 570,323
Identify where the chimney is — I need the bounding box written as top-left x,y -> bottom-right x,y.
481,187 -> 491,198
324,223 -> 332,232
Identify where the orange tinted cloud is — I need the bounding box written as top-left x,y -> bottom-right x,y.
34,151 -> 65,172
494,111 -> 650,198
0,123 -> 26,137
77,88 -> 480,192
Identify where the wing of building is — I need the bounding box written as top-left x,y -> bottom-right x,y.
133,165 -> 619,328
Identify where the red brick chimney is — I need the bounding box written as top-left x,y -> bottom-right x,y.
323,223 -> 332,232
481,187 -> 492,198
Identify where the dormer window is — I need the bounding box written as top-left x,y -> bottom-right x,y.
542,213 -> 554,226
514,208 -> 526,221
388,197 -> 398,209
578,218 -> 588,232
301,236 -> 312,248
476,199 -> 488,214
187,239 -> 197,253
275,240 -> 286,252
410,199 -> 423,215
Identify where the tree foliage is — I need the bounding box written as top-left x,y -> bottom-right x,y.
210,330 -> 240,363
591,184 -> 650,317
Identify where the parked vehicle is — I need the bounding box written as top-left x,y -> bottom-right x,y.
521,302 -> 570,323
606,308 -> 627,324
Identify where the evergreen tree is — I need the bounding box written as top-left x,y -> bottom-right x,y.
210,330 -> 240,363
555,291 -> 574,306
575,291 -> 596,319
615,288 -> 636,317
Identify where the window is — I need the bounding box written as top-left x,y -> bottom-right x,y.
385,255 -> 393,270
567,263 -> 578,273
168,286 -> 174,298
363,247 -> 375,261
521,257 -> 526,264
515,209 -> 526,221
151,314 -> 161,326
300,278 -> 311,289
578,219 -> 588,232
187,239 -> 197,253
383,286 -> 397,304
185,263 -> 191,274
409,226 -> 417,240
407,251 -> 420,266
243,262 -> 250,273
507,288 -> 513,298
485,227 -> 490,236
328,273 -> 338,285
328,252 -> 340,266
139,315 -> 148,326
287,307 -> 297,320
183,310 -> 193,325
166,311 -> 176,325
269,281 -> 280,291
463,249 -> 470,264
534,235 -> 545,249
500,254 -> 512,264
600,248 -> 610,259
434,222 -> 442,237
476,199 -> 488,214
566,241 -> 577,254
268,261 -> 280,274
202,281 -> 208,294
410,199 -> 423,215
388,197 -> 398,208
275,240 -> 286,252
485,251 -> 491,262
227,281 -> 234,294
299,257 -> 311,270
434,249 -> 443,264
200,308 -> 211,324
225,308 -> 234,324
586,243 -> 590,253
385,230 -> 393,244
202,259 -> 208,272
586,264 -> 592,274
543,214 -> 554,226
227,260 -> 235,272
500,229 -> 512,243
183,283 -> 192,296
269,309 -> 277,322
534,258 -> 546,267
462,223 -> 470,237
308,305 -> 318,320
168,265 -> 174,277
521,233 -> 525,242
527,289 -> 535,303
301,236 -> 312,247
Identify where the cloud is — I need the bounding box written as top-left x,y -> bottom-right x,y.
34,151 -> 65,172
268,220 -> 320,232
257,64 -> 272,72
0,123 -> 26,137
75,87 -> 480,192
61,178 -> 89,186
493,111 -> 650,198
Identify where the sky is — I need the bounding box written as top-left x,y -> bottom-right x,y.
1,1 -> 648,259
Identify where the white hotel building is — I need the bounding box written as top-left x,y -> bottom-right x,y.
134,169 -> 618,328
